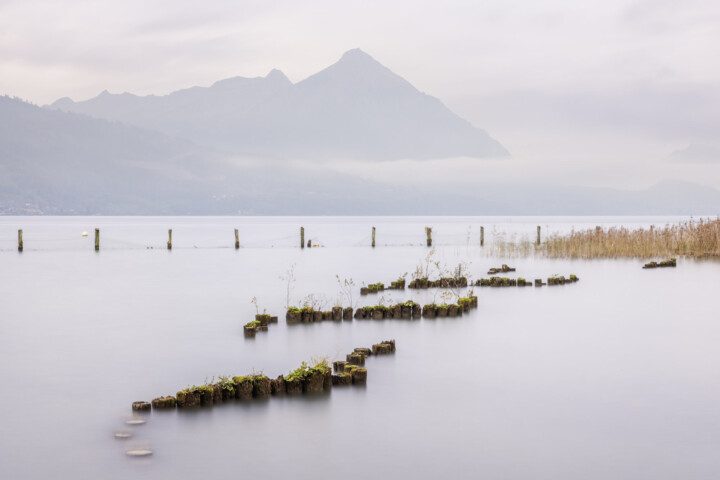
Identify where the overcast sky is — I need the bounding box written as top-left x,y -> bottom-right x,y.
2,0 -> 719,188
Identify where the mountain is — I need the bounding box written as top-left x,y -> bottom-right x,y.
48,49 -> 509,160
2,96 -> 719,216
668,144 -> 720,164
0,96 -> 226,214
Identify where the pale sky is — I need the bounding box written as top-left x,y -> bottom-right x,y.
2,0 -> 719,188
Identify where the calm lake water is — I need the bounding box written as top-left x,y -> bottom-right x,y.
1,216 -> 718,480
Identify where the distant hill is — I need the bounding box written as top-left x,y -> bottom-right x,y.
1,96 -> 719,216
48,49 -> 509,160
0,96 -> 223,214
668,144 -> 720,164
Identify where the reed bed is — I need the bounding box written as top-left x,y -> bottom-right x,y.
488,218 -> 720,259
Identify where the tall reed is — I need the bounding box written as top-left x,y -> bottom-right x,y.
491,218 -> 720,259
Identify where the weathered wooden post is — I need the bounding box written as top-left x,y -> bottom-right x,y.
17,229 -> 23,252
480,226 -> 484,247
234,229 -> 240,249
536,226 -> 541,245
300,227 -> 305,249
94,228 -> 100,251
167,229 -> 172,250
372,227 -> 376,248
425,227 -> 432,247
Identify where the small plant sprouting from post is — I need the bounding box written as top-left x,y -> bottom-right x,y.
336,275 -> 356,308
279,263 -> 297,309
250,297 -> 267,315
301,293 -> 327,311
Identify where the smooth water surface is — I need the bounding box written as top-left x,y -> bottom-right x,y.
0,216 -> 718,480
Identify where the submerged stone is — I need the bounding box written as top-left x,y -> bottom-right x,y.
151,396 -> 176,409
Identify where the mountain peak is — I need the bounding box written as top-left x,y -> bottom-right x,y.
340,48 -> 373,61
265,68 -> 292,84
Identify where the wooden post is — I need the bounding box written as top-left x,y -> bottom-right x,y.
94,228 -> 100,251
300,227 -> 305,249
167,229 -> 172,250
425,227 -> 432,247
234,229 -> 240,249
536,226 -> 541,245
480,226 -> 484,247
372,227 -> 376,247
18,229 -> 23,252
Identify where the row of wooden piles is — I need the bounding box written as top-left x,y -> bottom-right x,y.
360,279 -> 406,295
354,296 -> 479,320
286,307 -> 353,323
130,340 -> 396,411
244,314 -> 279,337
474,275 -> 579,287
331,340 -> 396,385
407,277 -> 469,289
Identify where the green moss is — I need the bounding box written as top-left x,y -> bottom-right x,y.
217,376 -> 236,393
287,306 -> 301,313
286,359 -> 330,382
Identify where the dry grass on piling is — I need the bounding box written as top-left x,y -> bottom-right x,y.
492,218 -> 720,259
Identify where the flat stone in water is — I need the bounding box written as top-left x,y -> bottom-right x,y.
114,430 -> 133,439
126,449 -> 153,457
125,417 -> 146,425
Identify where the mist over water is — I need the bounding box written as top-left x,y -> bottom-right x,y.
1,216 -> 718,480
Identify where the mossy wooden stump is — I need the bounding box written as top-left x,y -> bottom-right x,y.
255,314 -> 271,326
644,258 -> 676,268
198,386 -> 215,406
343,307 -> 353,320
422,304 -> 437,318
132,401 -> 151,412
244,321 -> 261,337
488,264 -> 515,274
271,376 -> 286,396
212,384 -> 223,404
176,390 -> 201,408
233,377 -> 254,400
372,341 -> 395,355
351,368 -> 368,384
548,275 -> 580,285
333,360 -> 348,373
332,307 -> 343,321
361,283 -> 385,295
347,353 -> 365,366
285,378 -> 304,395
219,383 -> 235,401
151,396 -> 176,409
303,370 -> 326,393
332,373 -> 353,386
252,376 -> 272,398
286,308 -> 301,324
